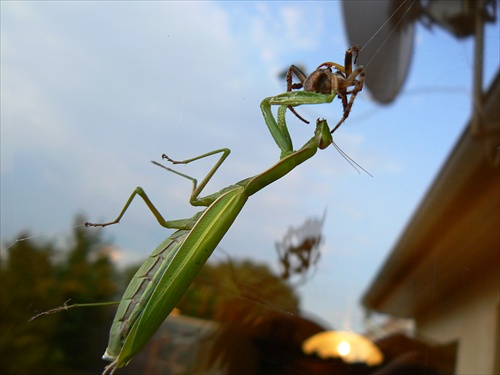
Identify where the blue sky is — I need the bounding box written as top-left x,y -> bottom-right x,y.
1,1 -> 498,332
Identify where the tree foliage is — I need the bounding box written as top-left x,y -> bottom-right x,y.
177,258 -> 300,323
0,215 -> 119,374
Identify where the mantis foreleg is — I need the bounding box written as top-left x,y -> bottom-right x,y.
260,91 -> 336,158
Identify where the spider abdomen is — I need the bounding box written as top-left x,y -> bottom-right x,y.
303,69 -> 335,94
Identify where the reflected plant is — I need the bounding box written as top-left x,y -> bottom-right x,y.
276,211 -> 326,283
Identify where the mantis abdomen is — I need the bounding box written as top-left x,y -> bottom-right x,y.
103,228 -> 190,360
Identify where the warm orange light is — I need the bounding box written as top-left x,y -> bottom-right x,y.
302,330 -> 383,366
337,340 -> 351,356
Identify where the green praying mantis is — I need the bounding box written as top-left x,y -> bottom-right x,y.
34,46 -> 365,374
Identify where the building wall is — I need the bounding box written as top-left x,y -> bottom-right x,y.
416,268 -> 499,374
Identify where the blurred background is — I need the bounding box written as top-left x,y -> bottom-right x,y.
1,1 -> 498,374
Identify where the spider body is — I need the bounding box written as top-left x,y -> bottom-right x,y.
286,45 -> 365,133
301,67 -> 337,94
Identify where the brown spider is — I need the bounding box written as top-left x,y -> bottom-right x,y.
286,45 -> 365,134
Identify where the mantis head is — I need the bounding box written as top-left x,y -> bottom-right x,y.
315,119 -> 334,150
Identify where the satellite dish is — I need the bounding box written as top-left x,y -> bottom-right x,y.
342,0 -> 416,104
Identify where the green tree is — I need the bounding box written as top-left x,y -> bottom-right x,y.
54,215 -> 118,372
177,258 -> 300,322
0,233 -> 61,374
0,214 -> 119,374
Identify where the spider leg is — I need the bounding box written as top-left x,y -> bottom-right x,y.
317,62 -> 345,74
286,65 -> 307,91
288,107 -> 310,124
286,65 -> 311,124
337,91 -> 349,111
330,65 -> 365,134
343,45 -> 361,77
